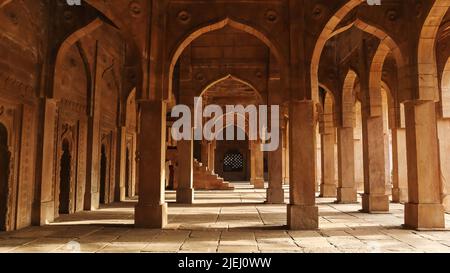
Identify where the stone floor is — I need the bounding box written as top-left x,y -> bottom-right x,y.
1,182 -> 450,253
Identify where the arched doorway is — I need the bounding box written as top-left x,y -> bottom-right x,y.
100,144 -> 107,204
0,123 -> 10,231
59,139 -> 71,214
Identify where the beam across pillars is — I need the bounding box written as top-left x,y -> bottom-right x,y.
135,101 -> 168,228
404,100 -> 445,229
288,100 -> 319,230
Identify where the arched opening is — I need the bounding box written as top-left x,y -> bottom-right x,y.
0,123 -> 10,231
215,126 -> 250,182
59,139 -> 72,215
100,144 -> 107,205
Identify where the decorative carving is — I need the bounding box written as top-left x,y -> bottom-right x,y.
312,4 -> 326,20
177,11 -> 191,24
195,72 -> 206,82
386,9 -> 399,22
129,1 -> 142,18
265,10 -> 278,23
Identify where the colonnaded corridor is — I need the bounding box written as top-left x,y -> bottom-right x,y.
1,182 -> 449,253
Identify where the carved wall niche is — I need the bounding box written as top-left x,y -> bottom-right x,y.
0,101 -> 19,231
54,119 -> 78,217
100,130 -> 116,204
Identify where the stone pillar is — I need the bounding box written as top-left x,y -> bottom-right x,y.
176,138 -> 194,204
267,127 -> 284,204
438,119 -> 450,212
392,128 -> 408,203
404,100 -> 445,229
337,127 -> 357,203
33,98 -> 57,225
288,101 -> 319,230
283,124 -> 290,185
135,101 -> 167,228
320,128 -> 336,197
250,141 -> 265,189
115,126 -> 127,202
361,110 -> 389,212
201,141 -> 210,169
208,140 -> 216,173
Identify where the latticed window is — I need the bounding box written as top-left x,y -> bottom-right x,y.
223,151 -> 244,172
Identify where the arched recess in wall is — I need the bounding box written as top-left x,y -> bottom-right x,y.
53,18 -> 103,101
166,18 -> 286,102
58,138 -> 72,215
418,1 -> 450,101
0,123 -> 11,231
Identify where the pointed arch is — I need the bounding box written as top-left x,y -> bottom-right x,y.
200,74 -> 263,104
418,0 -> 450,100
168,18 -> 286,101
311,0 -> 365,102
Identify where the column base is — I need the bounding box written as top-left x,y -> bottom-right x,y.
361,194 -> 389,213
135,203 -> 167,229
337,187 -> 357,203
443,195 -> 450,213
84,192 -> 100,211
287,205 -> 319,230
404,203 -> 445,229
251,179 -> 265,189
176,188 -> 194,204
266,188 -> 285,204
392,188 -> 408,204
319,184 -> 336,197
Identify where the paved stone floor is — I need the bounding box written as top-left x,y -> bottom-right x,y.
1,182 -> 450,253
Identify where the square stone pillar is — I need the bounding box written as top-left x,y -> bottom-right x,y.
361,112 -> 389,212
392,128 -> 408,203
288,101 -> 319,230
404,101 -> 445,229
337,127 -> 357,203
267,127 -> 284,204
250,141 -> 265,189
438,119 -> 450,212
320,132 -> 337,197
201,141 -> 210,169
33,98 -> 57,225
115,126 -> 127,202
283,125 -> 290,185
135,101 -> 168,228
176,138 -> 194,204
208,140 -> 216,173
